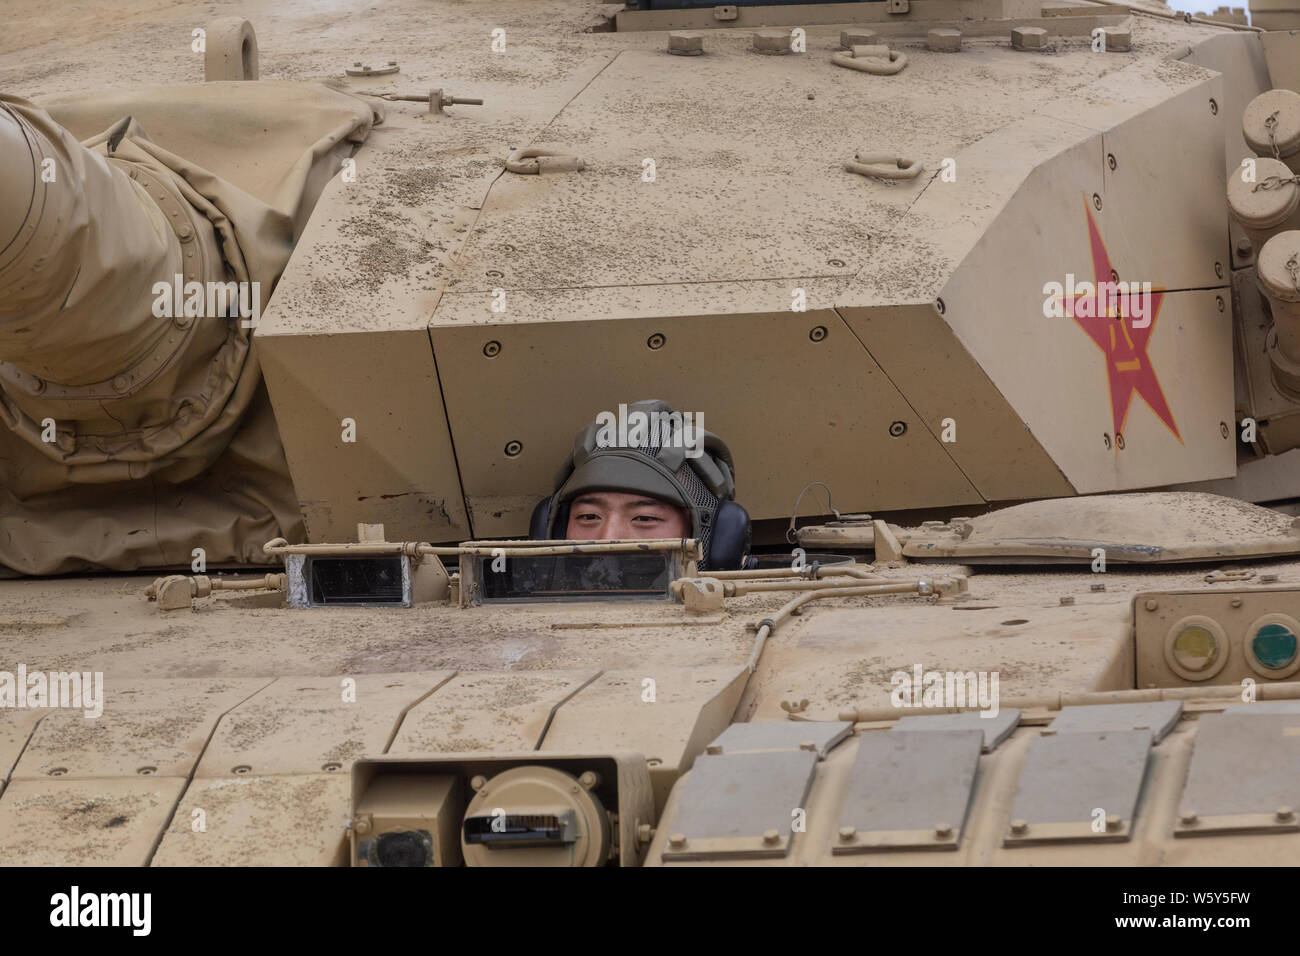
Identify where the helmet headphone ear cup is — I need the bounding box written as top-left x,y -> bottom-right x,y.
529,496 -> 556,540
707,500 -> 751,571
530,496 -> 573,540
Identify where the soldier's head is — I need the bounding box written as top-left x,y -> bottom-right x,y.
530,399 -> 751,570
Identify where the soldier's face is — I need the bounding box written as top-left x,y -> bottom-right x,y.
565,492 -> 691,540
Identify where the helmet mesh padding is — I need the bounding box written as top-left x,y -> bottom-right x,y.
674,460 -> 720,568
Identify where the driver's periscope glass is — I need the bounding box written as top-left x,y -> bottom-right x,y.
479,552 -> 673,603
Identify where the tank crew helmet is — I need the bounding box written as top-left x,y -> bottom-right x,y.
529,399 -> 752,571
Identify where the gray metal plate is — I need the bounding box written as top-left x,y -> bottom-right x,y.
836,729 -> 983,853
708,720 -> 852,757
892,709 -> 1020,753
663,750 -> 817,860
1049,701 -> 1183,744
1004,729 -> 1152,845
1176,713 -> 1300,837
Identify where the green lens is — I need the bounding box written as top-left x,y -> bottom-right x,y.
1252,623 -> 1298,670
1172,625 -> 1219,671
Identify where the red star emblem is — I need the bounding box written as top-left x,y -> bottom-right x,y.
1062,199 -> 1182,445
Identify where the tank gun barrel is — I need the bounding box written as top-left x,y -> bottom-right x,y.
0,97 -> 190,387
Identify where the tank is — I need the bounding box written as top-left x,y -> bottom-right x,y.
3,0 -> 1300,872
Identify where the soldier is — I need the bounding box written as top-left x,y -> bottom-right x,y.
529,399 -> 752,570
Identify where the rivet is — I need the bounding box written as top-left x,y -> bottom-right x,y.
1180,811 -> 1199,826
578,770 -> 599,789
647,332 -> 666,350
1091,583 -> 1105,592
705,743 -> 723,755
809,326 -> 828,342
762,829 -> 781,845
232,765 -> 251,774
669,833 -> 687,849
1106,814 -> 1122,831
482,340 -> 501,357
798,740 -> 817,751
112,375 -> 130,393
1230,598 -> 1243,608
1092,193 -> 1103,210
1107,153 -> 1117,171
1216,295 -> 1225,312
504,440 -> 523,457
1060,596 -> 1075,606
354,817 -> 372,834
1214,261 -> 1224,279
1145,599 -> 1158,611
470,775 -> 488,791
838,825 -> 857,842
935,822 -> 953,838
137,766 -> 156,776
1040,728 -> 1056,736
1236,236 -> 1253,258
1277,806 -> 1294,822
1010,819 -> 1029,835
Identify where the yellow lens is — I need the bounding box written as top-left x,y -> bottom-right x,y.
1172,625 -> 1219,671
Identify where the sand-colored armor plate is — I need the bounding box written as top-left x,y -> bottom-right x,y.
10,678 -> 270,780
0,777 -> 184,866
905,493 -> 1300,563
195,672 -> 454,778
389,670 -> 600,755
541,665 -> 749,812
152,774 -> 352,866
